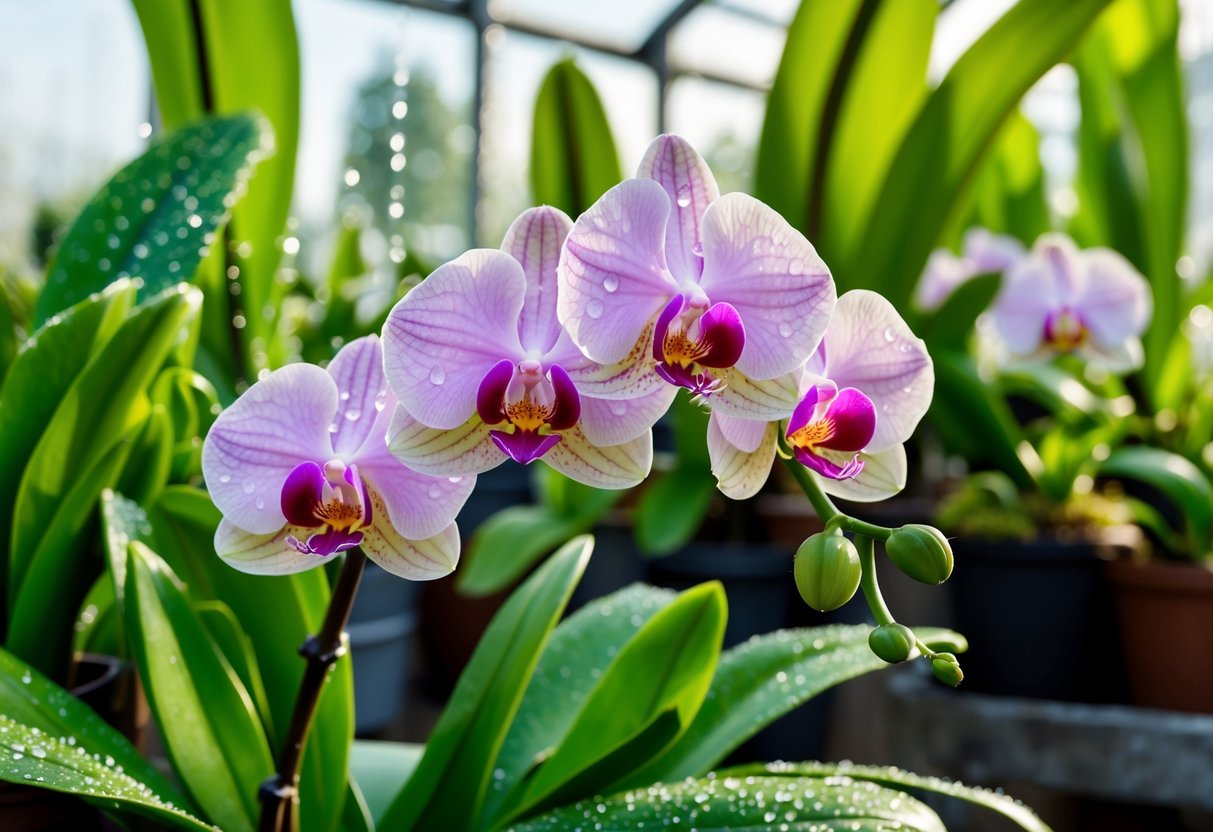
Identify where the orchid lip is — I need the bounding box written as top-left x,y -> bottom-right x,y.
652,294 -> 745,395
786,384 -> 876,481
475,358 -> 581,464
280,459 -> 372,555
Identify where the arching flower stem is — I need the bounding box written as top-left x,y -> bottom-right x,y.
258,547 -> 368,832
855,536 -> 895,629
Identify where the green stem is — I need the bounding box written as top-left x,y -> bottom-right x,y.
856,536 -> 895,627
837,516 -> 893,540
781,455 -> 840,522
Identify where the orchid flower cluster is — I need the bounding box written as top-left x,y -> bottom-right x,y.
202,135 -> 937,600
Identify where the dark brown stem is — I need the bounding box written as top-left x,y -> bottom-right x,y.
258,548 -> 367,832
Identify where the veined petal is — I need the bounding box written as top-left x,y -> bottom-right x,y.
818,387 -> 876,452
215,518 -> 330,576
989,255 -> 1062,356
202,363 -> 337,535
915,248 -> 967,312
387,405 -> 504,477
714,411 -> 771,454
489,429 -> 562,464
357,441 -> 474,541
383,249 -> 526,430
579,384 -> 676,447
637,134 -> 720,283
363,521 -> 460,581
963,227 -> 1025,273
555,325 -> 666,398
327,335 -> 388,457
502,206 -> 573,355
558,178 -> 678,364
708,366 -> 801,421
818,445 -> 907,503
820,291 -> 933,450
1076,248 -> 1152,349
544,425 -> 652,489
1079,338 -> 1143,374
708,413 -> 777,500
281,461 -> 325,527
697,193 -> 834,380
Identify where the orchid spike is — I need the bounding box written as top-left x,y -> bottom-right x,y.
382,207 -> 669,489
988,233 -> 1152,372
915,227 -> 1026,311
708,291 -> 933,502
558,133 -> 835,420
201,335 -> 471,579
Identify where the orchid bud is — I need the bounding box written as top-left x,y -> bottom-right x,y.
794,532 -> 861,612
931,652 -> 964,687
868,623 -> 917,664
885,524 -> 953,584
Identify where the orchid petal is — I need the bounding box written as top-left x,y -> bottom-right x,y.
963,227 -> 1025,273
558,178 -> 678,364
547,364 -> 581,431
215,518 -> 331,576
387,405 -> 504,477
383,249 -> 526,430
793,446 -> 864,480
578,384 -> 676,447
357,445 -> 474,541
489,429 -> 562,464
914,248 -> 967,312
543,426 -> 652,489
697,193 -> 834,380
502,206 -> 573,355
476,358 -> 515,425
202,363 -> 336,535
548,324 -> 665,399
818,445 -> 908,503
819,291 -> 933,450
1079,338 -> 1143,374
362,521 -> 460,581
695,302 -> 746,368
280,461 -> 324,528
714,411 -> 771,454
637,134 -> 720,283
818,387 -> 877,452
708,412 -> 778,500
990,256 -> 1061,356
326,334 -> 388,457
1076,248 -> 1152,349
708,366 -> 802,421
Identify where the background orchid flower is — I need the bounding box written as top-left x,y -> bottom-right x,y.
708,291 -> 933,502
202,335 -> 471,579
915,227 -> 1026,311
383,207 -> 668,489
988,232 -> 1152,372
558,133 -> 835,420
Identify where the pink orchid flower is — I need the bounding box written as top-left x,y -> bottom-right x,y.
708,291 -> 933,502
558,134 -> 835,420
382,207 -> 672,489
915,227 -> 1026,311
989,233 -> 1151,372
201,335 -> 471,579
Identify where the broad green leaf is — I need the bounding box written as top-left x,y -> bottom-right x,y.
1100,446 -> 1213,556
753,761 -> 1054,832
342,777 -> 374,832
634,467 -> 718,556
509,771 -> 945,832
530,59 -> 623,216
0,646 -> 187,808
964,111 -> 1051,246
848,0 -> 1114,308
0,714 -> 213,832
125,541 -> 274,832
147,485 -> 353,832
920,273 -> 1000,353
380,536 -> 594,831
514,582 -> 727,818
114,403 -> 174,507
150,367 -> 221,481
35,115 -> 269,325
349,740 -> 424,828
195,600 -> 275,740
0,289 -> 16,387
483,584 -> 676,827
72,574 -> 122,656
630,625 -> 966,785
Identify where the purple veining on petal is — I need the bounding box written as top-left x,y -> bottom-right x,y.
281,461 -> 325,527
476,358 -> 515,425
547,364 -> 581,431
489,429 -> 562,464
817,387 -> 877,452
693,302 -> 745,368
653,294 -> 685,362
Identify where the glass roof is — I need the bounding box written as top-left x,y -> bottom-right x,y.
485,0 -> 691,53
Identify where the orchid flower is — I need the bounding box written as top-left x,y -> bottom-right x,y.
558,134 -> 835,419
708,291 -> 933,502
915,227 -> 1025,311
201,335 -> 471,579
382,207 -> 670,489
988,233 -> 1151,372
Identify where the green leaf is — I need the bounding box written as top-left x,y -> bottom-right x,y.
530,59 -> 623,216
509,770 -> 945,832
147,485 -> 353,832
0,714 -> 214,832
1100,446 -> 1213,556
631,625 -> 966,785
380,536 -> 593,831
750,761 -> 1054,832
0,288 -> 16,388
964,111 -> 1051,245
483,584 -> 676,827
35,115 -> 269,325
125,540 -> 274,832
848,0 -> 1114,308
349,740 -> 424,828
634,467 -> 718,556
114,403 -> 174,507
921,273 -> 1001,353
512,582 -> 727,819
195,599 -> 275,739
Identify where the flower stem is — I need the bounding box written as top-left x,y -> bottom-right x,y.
258,547 -> 367,832
781,455 -> 840,523
855,535 -> 895,628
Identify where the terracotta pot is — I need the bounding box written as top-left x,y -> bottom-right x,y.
1106,558 -> 1213,713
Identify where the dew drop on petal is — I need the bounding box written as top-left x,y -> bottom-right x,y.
218,474 -> 231,484
339,391 -> 350,401
603,275 -> 619,293
427,484 -> 443,499
883,327 -> 896,342
778,322 -> 793,338
429,367 -> 446,385
586,299 -> 605,320
692,241 -> 704,257
676,184 -> 692,208
610,401 -> 628,416
345,409 -> 361,421
242,480 -> 256,495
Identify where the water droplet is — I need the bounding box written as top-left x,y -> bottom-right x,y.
427,484 -> 443,499
586,299 -> 605,319
429,367 -> 445,385
691,241 -> 704,257
374,392 -> 388,412
603,275 -> 618,293
339,391 -> 350,401
778,322 -> 793,338
218,474 -> 231,484
610,401 -> 628,416
883,327 -> 897,342
676,184 -> 692,208
242,480 -> 256,495
345,409 -> 361,421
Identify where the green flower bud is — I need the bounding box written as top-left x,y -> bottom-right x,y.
794,532 -> 861,612
885,524 -> 953,584
931,652 -> 964,687
868,623 -> 917,664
